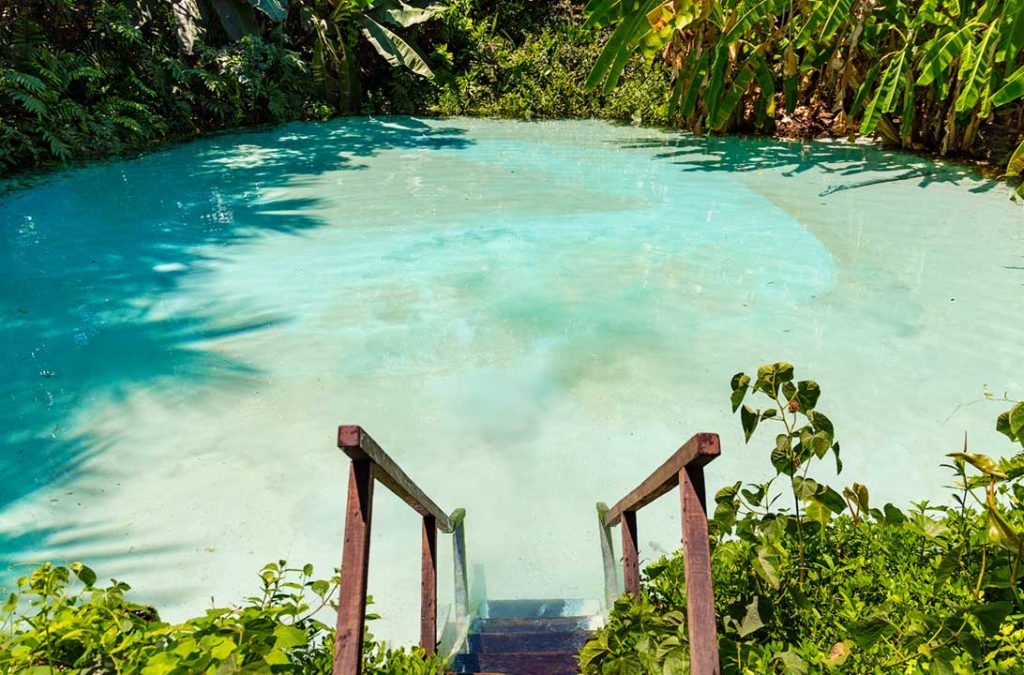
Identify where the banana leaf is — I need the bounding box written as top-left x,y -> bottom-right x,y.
358,15 -> 434,78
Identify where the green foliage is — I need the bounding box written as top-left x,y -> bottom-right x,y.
0,560 -> 445,674
584,0 -> 1024,186
583,364 -> 1024,673
425,0 -> 672,123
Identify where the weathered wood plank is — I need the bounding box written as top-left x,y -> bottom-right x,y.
334,459 -> 374,675
679,465 -> 719,675
338,426 -> 452,532
420,515 -> 437,655
604,433 -> 719,527
621,510 -> 640,597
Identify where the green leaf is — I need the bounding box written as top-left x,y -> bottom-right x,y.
358,16 -> 434,78
775,650 -> 809,674
968,601 -> 1013,636
198,634 -> 236,660
860,50 -> 907,134
883,503 -> 907,525
795,380 -> 820,411
369,0 -> 442,28
1006,139 -> 1024,177
771,434 -> 795,475
738,598 -> 765,637
208,0 -> 260,41
947,452 -> 1008,479
730,373 -> 750,412
741,405 -> 759,442
933,549 -> 959,592
991,64 -> 1024,106
917,24 -> 973,86
1009,402 -> 1024,436
755,362 -> 795,395
985,504 -> 1022,552
956,21 -> 999,113
754,547 -> 780,589
273,624 -> 307,649
70,562 -> 96,588
851,615 -> 894,648
247,0 -> 288,22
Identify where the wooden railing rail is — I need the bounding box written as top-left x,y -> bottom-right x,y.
597,432 -> 721,675
333,425 -> 467,675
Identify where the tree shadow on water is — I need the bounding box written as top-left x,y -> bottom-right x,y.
0,116 -> 474,571
616,133 -> 1004,196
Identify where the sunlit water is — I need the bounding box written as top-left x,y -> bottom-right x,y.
1,117 -> 1022,642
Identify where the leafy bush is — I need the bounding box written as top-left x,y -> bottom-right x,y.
0,560 -> 445,674
581,364 -> 1024,673
425,0 -> 672,124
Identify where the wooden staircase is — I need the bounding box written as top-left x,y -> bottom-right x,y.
330,426 -> 723,675
451,600 -> 596,675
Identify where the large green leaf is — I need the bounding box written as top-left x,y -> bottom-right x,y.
795,0 -> 854,48
208,0 -> 260,41
860,49 -> 907,134
1007,139 -> 1024,178
369,0 -> 443,28
359,15 -> 434,78
916,24 -> 973,86
710,62 -> 755,130
248,0 -> 287,22
586,0 -> 661,92
955,20 -> 1000,113
991,63 -> 1024,106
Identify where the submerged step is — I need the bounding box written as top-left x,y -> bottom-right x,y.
473,616 -> 595,634
468,630 -> 591,654
451,651 -> 580,675
481,598 -> 600,619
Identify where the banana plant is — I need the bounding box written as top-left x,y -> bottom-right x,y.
583,0 -> 1024,186
296,0 -> 441,111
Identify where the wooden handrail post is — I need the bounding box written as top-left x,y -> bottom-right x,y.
420,515 -> 438,655
621,510 -> 640,597
679,465 -> 719,674
334,459 -> 375,675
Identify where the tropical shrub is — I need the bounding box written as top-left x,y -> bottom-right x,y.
426,0 -> 672,123
0,0 -> 443,175
583,0 -> 1024,186
0,560 -> 445,674
581,363 -> 1024,673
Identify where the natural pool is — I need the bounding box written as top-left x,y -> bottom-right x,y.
1,117 -> 1022,642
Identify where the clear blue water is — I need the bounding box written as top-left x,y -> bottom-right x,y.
1,117 -> 1022,641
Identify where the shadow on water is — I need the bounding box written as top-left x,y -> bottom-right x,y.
0,116 -> 473,569
617,133 -> 1004,195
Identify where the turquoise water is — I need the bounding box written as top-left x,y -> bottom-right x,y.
1,117 -> 1022,641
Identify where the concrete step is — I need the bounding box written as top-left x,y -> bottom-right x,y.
468,630 -> 591,654
473,616 -> 593,634
481,598 -> 600,619
450,651 -> 580,675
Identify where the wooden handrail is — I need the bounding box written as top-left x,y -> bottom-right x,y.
333,426 -> 466,675
338,425 -> 453,533
598,432 -> 721,675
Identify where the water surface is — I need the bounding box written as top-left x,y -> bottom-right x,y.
1,117 -> 1022,641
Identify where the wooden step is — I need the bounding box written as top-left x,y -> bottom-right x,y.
468,630 -> 591,654
450,651 -> 580,675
